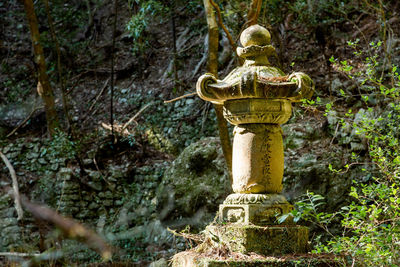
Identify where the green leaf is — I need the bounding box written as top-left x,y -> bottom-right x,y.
277,214 -> 289,224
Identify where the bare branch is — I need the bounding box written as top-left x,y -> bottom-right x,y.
0,152 -> 23,220
168,227 -> 204,244
19,196 -> 112,260
101,122 -> 131,136
164,92 -> 197,104
0,252 -> 40,257
88,78 -> 110,114
209,0 -> 237,54
121,102 -> 154,132
6,105 -> 43,138
246,0 -> 262,27
23,250 -> 64,266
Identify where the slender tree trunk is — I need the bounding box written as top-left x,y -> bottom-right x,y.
23,0 -> 59,136
43,0 -> 72,132
247,0 -> 262,26
110,0 -> 118,142
171,0 -> 179,91
203,0 -> 233,184
43,0 -> 87,174
204,0 -> 219,75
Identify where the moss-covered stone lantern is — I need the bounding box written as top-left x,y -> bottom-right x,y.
172,25 -> 316,266
196,24 -> 314,254
197,24 -> 313,196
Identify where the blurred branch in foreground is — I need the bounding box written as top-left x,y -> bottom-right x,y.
0,151 -> 23,220
4,189 -> 112,262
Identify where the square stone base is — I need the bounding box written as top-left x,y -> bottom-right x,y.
219,203 -> 293,225
219,194 -> 293,225
206,224 -> 309,255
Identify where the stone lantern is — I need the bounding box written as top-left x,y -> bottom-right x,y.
196,24 -> 314,255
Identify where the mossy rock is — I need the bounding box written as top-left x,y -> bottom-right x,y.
156,137 -> 230,229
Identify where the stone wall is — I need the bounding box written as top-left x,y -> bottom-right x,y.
0,138 -> 59,251
0,137 -> 174,261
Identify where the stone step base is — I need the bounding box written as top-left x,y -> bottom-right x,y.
172,251 -> 348,267
206,224 -> 308,255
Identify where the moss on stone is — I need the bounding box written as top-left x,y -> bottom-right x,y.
156,137 -> 230,228
206,224 -> 308,256
172,250 -> 347,267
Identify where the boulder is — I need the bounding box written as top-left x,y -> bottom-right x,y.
156,137 -> 230,230
0,96 -> 38,127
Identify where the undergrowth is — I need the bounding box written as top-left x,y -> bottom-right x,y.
283,37 -> 400,266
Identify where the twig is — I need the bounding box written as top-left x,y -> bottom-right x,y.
22,250 -> 64,266
0,152 -> 23,220
192,50 -> 208,79
338,162 -> 376,174
200,102 -> 210,134
121,102 -> 153,133
101,122 -> 131,136
87,78 -> 110,114
0,252 -> 40,257
7,97 -> 61,137
178,35 -> 202,53
167,227 -> 204,243
164,92 -> 197,103
209,0 -> 237,54
6,105 -> 43,138
329,122 -> 340,146
93,157 -> 111,186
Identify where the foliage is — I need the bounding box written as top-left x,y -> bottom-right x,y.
278,192 -> 335,230
47,129 -> 78,161
291,0 -> 356,26
35,0 -> 89,54
1,78 -> 31,103
126,0 -> 168,54
286,38 -> 400,266
260,0 -> 359,27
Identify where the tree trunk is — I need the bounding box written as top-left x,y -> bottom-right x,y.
171,0 -> 179,91
203,0 -> 233,184
43,0 -> 72,132
110,0 -> 118,142
23,0 -> 59,136
204,0 -> 219,75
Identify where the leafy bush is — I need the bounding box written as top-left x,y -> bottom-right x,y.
126,0 -> 168,54
286,39 -> 400,266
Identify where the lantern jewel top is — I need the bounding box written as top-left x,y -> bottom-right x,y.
197,25 -> 314,125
